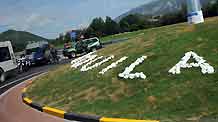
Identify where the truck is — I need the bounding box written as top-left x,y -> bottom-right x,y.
63,37 -> 102,59
0,41 -> 17,82
25,41 -> 50,65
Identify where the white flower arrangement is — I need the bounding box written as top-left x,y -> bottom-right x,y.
71,52 -> 97,68
99,56 -> 128,75
168,51 -> 215,74
80,56 -> 104,71
71,52 -> 95,64
71,55 -> 97,68
118,56 -> 147,79
81,55 -> 114,72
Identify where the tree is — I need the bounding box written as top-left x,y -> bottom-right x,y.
119,20 -> 130,32
104,16 -> 120,35
59,33 -> 64,41
88,17 -> 105,37
84,27 -> 95,38
202,0 -> 218,17
64,32 -> 71,42
216,0 -> 218,15
119,14 -> 150,32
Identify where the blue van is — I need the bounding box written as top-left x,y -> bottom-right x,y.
25,41 -> 50,65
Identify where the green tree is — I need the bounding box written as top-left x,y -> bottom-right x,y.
119,14 -> 150,32
84,27 -> 95,38
104,16 -> 120,35
64,32 -> 71,42
202,0 -> 218,17
119,20 -> 130,32
88,17 -> 105,37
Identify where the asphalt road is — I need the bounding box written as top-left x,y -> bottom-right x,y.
0,58 -> 77,122
0,58 -> 71,95
0,72 -> 75,122
101,38 -> 129,46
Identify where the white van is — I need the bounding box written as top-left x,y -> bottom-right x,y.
0,41 -> 17,82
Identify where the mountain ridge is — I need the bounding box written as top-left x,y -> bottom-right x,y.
0,30 -> 48,52
115,0 -> 212,22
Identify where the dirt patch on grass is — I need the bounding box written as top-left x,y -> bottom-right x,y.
178,25 -> 196,33
74,87 -> 101,101
197,43 -> 205,48
147,96 -> 158,109
108,78 -> 131,102
213,48 -> 218,53
204,16 -> 218,23
143,38 -> 155,49
47,98 -> 65,106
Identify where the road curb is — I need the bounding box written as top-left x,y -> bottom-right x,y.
22,81 -> 159,122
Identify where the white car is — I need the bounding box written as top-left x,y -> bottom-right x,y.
0,41 -> 17,82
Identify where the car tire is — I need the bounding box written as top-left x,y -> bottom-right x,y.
0,70 -> 6,82
71,52 -> 76,58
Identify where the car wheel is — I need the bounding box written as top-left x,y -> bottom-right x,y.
71,52 -> 76,58
0,70 -> 6,82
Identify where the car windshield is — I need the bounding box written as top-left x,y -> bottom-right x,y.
83,39 -> 97,45
26,47 -> 39,55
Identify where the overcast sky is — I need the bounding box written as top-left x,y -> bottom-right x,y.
0,0 -> 154,39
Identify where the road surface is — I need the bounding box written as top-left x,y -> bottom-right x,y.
0,79 -> 73,122
0,58 -> 77,122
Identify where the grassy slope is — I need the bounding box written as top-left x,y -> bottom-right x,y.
27,17 -> 218,122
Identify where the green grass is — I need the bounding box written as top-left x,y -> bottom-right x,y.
100,29 -> 147,42
27,17 -> 218,122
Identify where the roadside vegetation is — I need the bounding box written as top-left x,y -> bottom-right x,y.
27,17 -> 218,122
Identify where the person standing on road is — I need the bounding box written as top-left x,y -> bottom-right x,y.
49,44 -> 59,63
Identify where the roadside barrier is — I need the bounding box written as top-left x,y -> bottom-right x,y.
21,81 -> 159,122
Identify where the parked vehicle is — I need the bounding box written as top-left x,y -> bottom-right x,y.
0,41 -> 17,82
25,41 -> 50,65
63,37 -> 102,59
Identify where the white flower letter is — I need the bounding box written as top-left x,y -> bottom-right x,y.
99,56 -> 128,75
168,51 -> 215,75
71,52 -> 98,68
118,56 -> 147,79
81,55 -> 115,72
